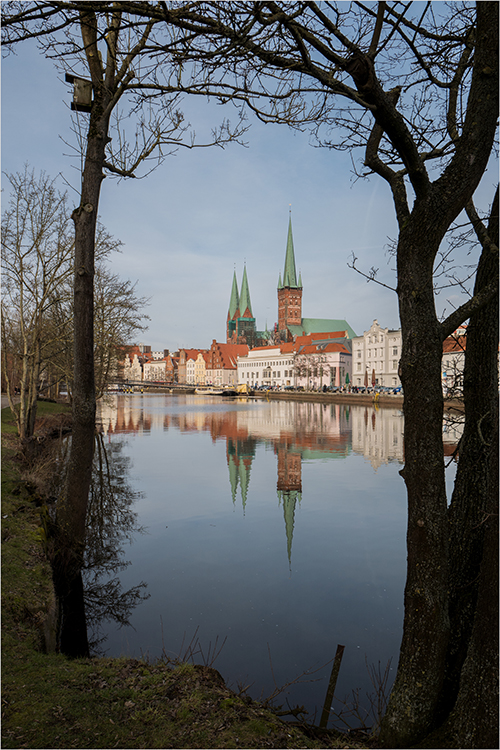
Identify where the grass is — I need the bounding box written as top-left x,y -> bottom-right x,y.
1,401 -> 368,749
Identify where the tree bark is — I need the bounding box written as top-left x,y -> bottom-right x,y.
447,403 -> 499,748
380,209 -> 450,748
54,9 -> 111,656
436,189 -> 499,734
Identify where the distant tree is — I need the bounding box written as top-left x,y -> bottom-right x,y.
53,231 -> 150,402
1,166 -> 73,443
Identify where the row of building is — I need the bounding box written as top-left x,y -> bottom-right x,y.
119,216 -> 466,394
121,320 -> 465,394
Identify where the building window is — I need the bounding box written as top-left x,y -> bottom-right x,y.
393,360 -> 397,369
357,351 -> 361,358
393,347 -> 398,355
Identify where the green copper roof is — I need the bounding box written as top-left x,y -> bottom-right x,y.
288,318 -> 358,339
239,265 -> 253,317
228,270 -> 240,319
282,216 -> 300,288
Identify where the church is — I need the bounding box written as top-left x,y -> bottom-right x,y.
226,215 -> 356,345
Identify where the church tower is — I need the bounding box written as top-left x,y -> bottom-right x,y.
226,270 -> 240,343
227,266 -> 257,345
277,215 -> 303,341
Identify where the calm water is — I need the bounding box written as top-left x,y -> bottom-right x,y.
93,394 -> 429,727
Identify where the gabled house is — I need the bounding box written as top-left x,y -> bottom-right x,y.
178,348 -> 209,384
121,345 -> 153,382
206,340 -> 249,387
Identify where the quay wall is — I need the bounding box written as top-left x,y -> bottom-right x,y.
250,390 -> 464,412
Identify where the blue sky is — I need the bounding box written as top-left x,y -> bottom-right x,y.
2,35 -> 492,352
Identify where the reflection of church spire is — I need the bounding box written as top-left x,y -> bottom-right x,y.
227,451 -> 239,505
238,458 -> 251,512
226,437 -> 256,513
276,446 -> 302,569
277,489 -> 301,570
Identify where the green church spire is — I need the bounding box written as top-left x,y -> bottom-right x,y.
228,269 -> 240,319
283,215 -> 299,288
239,265 -> 253,316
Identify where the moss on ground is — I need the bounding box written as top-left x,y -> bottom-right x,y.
2,402 -> 368,749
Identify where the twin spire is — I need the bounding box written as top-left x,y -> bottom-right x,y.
229,264 -> 253,319
228,212 -> 301,345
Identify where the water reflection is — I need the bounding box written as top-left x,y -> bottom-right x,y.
50,430 -> 149,656
95,395 -> 460,727
98,396 -> 406,571
84,434 -> 149,653
95,397 -> 411,718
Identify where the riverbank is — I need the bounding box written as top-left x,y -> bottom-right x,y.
1,402 -> 369,749
251,390 -> 464,413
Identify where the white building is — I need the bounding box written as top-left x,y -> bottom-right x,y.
352,319 -> 402,388
237,346 -> 292,389
121,347 -> 144,381
143,358 -> 168,382
236,335 -> 352,389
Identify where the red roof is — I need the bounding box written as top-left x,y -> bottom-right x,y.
443,335 -> 466,353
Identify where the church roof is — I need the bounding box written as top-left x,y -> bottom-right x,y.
288,318 -> 357,339
228,270 -> 240,319
280,216 -> 301,289
239,265 -> 253,317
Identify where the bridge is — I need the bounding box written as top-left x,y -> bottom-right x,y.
109,381 -> 195,393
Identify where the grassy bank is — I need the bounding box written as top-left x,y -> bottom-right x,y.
1,401 -> 368,749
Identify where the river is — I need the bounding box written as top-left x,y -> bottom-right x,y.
93,393 -> 457,730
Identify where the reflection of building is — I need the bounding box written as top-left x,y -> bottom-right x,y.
351,405 -> 404,470
276,446 -> 302,568
98,397 -> 404,565
98,396 -> 157,436
226,437 -> 257,512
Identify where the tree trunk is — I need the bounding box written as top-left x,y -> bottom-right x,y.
380,212 -> 450,747
447,404 -> 498,748
54,27 -> 111,652
436,190 -> 499,737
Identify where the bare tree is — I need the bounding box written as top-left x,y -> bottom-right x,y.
1,166 -> 73,443
93,266 -> 150,399
2,1 -> 247,646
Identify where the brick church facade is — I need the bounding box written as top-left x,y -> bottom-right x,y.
226,214 -> 356,346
